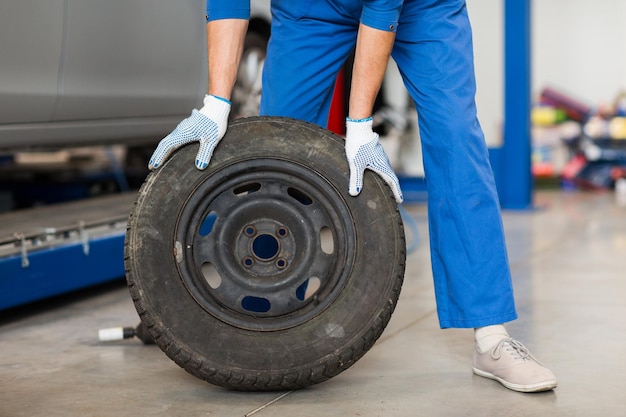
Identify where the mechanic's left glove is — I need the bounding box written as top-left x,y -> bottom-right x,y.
345,117 -> 403,204
148,94 -> 230,170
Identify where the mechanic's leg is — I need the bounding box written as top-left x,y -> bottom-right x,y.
393,1 -> 556,393
392,1 -> 516,329
260,0 -> 359,126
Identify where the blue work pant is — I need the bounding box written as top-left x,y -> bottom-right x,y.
260,0 -> 518,329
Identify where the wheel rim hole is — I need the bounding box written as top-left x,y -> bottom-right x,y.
244,225 -> 256,237
320,226 -> 334,254
276,258 -> 287,269
199,211 -> 218,237
233,182 -> 261,196
201,262 -> 222,289
287,187 -> 313,205
296,277 -> 321,301
242,296 -> 271,313
252,234 -> 279,260
277,227 -> 288,237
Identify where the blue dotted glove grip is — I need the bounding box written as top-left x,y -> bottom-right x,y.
149,110 -> 220,170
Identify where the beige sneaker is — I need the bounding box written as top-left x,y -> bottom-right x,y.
472,338 -> 557,392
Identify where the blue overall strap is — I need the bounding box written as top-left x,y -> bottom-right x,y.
206,0 -> 250,21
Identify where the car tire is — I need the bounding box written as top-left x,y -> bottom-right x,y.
125,117 -> 406,391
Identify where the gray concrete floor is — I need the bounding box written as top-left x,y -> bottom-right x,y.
1,189 -> 626,416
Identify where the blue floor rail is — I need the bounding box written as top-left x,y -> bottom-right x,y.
0,193 -> 135,311
0,232 -> 126,311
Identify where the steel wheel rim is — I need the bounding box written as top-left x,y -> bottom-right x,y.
175,158 -> 356,331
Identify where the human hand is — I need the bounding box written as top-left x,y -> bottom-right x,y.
148,95 -> 231,170
345,117 -> 403,204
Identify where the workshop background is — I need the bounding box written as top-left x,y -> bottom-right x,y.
2,1 -> 626,416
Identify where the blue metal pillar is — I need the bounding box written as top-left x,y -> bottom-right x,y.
490,0 -> 533,209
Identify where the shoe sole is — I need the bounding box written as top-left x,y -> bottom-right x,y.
472,367 -> 557,393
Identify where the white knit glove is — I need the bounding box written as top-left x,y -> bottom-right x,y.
345,117 -> 403,204
148,94 -> 231,170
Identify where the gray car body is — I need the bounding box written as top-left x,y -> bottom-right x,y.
0,0 -> 271,151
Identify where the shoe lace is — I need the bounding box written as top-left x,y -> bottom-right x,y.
491,338 -> 544,365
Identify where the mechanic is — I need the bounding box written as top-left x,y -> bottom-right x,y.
149,0 -> 557,393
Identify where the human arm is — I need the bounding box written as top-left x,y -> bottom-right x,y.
206,19 -> 248,100
348,23 -> 395,120
345,22 -> 403,203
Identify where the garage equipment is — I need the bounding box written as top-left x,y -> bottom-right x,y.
0,193 -> 134,311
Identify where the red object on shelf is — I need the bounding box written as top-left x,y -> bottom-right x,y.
539,87 -> 591,123
561,154 -> 587,180
327,69 -> 346,136
611,167 -> 626,180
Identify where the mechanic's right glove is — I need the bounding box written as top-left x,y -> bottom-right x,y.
345,117 -> 403,204
148,94 -> 230,170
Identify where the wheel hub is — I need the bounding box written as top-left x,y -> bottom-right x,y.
237,220 -> 293,273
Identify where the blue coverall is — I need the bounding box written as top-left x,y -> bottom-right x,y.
207,0 -> 518,329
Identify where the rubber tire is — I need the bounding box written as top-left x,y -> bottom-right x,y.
125,117 -> 405,391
